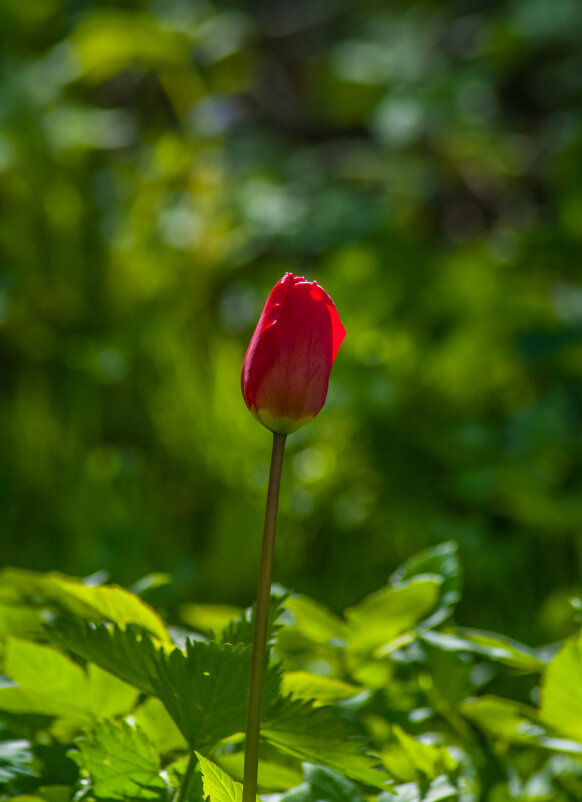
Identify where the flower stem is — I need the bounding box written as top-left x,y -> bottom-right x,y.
242,432 -> 287,802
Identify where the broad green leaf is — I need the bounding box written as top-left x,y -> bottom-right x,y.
540,631 -> 582,741
180,603 -> 241,637
462,696 -> 582,753
0,639 -> 137,722
69,720 -> 166,800
281,671 -> 363,703
52,618 -> 280,747
0,740 -> 36,783
420,628 -> 545,672
381,726 -> 458,783
0,605 -> 44,642
346,578 -> 441,656
283,596 -> 348,645
0,568 -> 170,643
390,542 -> 461,628
262,699 -> 390,789
196,751 -> 259,802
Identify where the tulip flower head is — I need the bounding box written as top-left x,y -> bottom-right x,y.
242,273 -> 346,434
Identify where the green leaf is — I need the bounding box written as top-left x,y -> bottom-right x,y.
381,726 -> 458,783
387,775 -> 463,802
281,671 -> 363,703
303,765 -> 368,802
346,578 -> 441,656
180,603 -> 241,638
462,696 -> 582,753
0,740 -> 37,783
390,541 -> 461,628
213,752 -> 303,792
420,628 -> 545,672
282,596 -> 348,645
50,619 -> 157,696
0,568 -> 170,643
262,699 -> 389,790
69,720 -> 167,800
196,751 -> 259,802
0,605 -> 44,642
0,638 -> 138,723
132,698 -> 188,753
540,631 -> 582,741
52,618 -> 281,747
221,593 -> 287,647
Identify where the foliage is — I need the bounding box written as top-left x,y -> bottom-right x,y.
1,0 -> 582,652
2,544 -> 582,800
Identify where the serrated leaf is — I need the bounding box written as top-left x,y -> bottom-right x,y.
0,639 -> 138,723
196,751 -> 259,802
221,594 -> 287,647
0,740 -> 37,783
262,699 -> 389,789
346,578 -> 441,656
540,631 -> 582,741
420,628 -> 545,672
69,720 -> 166,800
50,619 -> 157,696
0,568 -> 170,643
51,618 -> 281,747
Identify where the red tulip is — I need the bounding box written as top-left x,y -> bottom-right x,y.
242,273 -> 346,434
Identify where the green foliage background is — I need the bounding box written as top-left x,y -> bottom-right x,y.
1,0 -> 582,643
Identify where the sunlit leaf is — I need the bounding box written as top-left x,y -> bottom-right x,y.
540,631 -> 582,741
196,751 -> 259,802
281,671 -> 363,704
0,568 -> 170,642
0,638 -> 137,723
391,541 -> 461,628
346,578 -> 441,656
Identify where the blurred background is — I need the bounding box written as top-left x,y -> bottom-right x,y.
1,0 -> 582,645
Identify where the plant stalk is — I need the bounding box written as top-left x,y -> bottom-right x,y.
242,432 -> 287,802
175,750 -> 196,802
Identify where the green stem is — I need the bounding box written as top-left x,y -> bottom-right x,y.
242,432 -> 287,802
175,750 -> 196,802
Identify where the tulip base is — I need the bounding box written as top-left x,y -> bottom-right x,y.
242,432 -> 287,802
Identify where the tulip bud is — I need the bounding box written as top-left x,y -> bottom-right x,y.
241,273 -> 346,434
